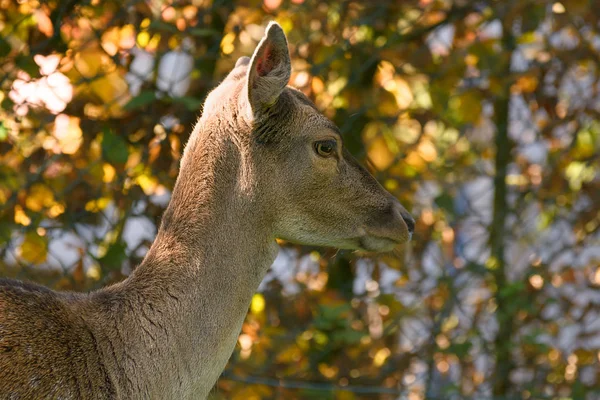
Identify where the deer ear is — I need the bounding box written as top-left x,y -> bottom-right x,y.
246,22 -> 291,113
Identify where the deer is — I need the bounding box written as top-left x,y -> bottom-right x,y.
0,22 -> 414,399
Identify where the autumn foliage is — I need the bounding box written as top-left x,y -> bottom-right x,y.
1,0 -> 599,399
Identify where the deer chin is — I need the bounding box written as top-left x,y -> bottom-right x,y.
351,225 -> 411,252
357,234 -> 405,253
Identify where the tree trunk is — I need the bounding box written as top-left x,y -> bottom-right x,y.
491,17 -> 516,397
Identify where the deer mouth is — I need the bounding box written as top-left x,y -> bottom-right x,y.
356,203 -> 414,252
357,233 -> 407,253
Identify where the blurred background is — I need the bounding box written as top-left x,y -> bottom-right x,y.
1,0 -> 599,399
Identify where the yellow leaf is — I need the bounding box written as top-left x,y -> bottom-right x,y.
100,24 -> 135,55
250,293 -> 265,314
376,90 -> 401,117
52,114 -> 82,155
452,92 -> 482,123
383,77 -> 413,109
231,385 -> 271,400
311,77 -> 324,94
147,34 -> 161,52
441,315 -> 459,332
137,31 -> 150,48
34,9 -> 53,37
119,25 -> 136,49
85,197 -> 111,212
25,183 -> 55,212
514,75 -> 538,93
73,49 -> 130,115
103,163 -> 116,183
375,60 -> 395,86
417,139 -> 438,162
221,32 -> 235,55
404,150 -> 426,170
275,344 -> 302,363
336,390 -> 356,400
373,347 -> 391,367
573,128 -> 597,159
367,136 -> 395,170
14,205 -> 31,226
318,362 -> 339,378
74,49 -> 106,78
101,27 -> 120,56
136,172 -> 158,195
0,188 -> 8,204
87,264 -> 101,281
48,203 -> 65,218
518,32 -> 538,44
88,72 -> 130,110
19,232 -> 48,265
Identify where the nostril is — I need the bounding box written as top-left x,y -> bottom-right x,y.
389,201 -> 415,236
402,214 -> 415,234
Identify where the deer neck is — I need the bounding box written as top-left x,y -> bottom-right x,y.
108,125 -> 278,394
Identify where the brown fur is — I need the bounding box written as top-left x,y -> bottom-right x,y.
0,22 -> 414,399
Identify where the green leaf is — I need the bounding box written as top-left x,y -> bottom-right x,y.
15,55 -> 40,78
320,303 -> 351,320
332,329 -> 364,345
0,37 -> 11,58
521,5 -> 546,33
499,281 -> 526,299
443,341 -> 472,357
0,122 -> 8,141
99,241 -> 127,271
148,20 -> 179,33
101,128 -> 129,164
313,319 -> 334,330
123,90 -> 156,111
0,221 -> 12,243
434,193 -> 455,215
188,28 -> 218,37
1,97 -> 14,111
173,96 -> 203,111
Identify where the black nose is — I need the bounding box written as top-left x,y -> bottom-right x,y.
389,201 -> 415,236
401,211 -> 415,234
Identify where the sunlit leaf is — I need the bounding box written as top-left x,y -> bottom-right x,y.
51,114 -> 82,155
19,231 -> 48,265
25,183 -> 55,212
34,9 -> 54,37
14,205 -> 31,226
250,293 -> 265,315
366,136 -> 395,170
0,122 -> 8,141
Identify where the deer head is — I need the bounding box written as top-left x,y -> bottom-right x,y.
193,22 -> 414,253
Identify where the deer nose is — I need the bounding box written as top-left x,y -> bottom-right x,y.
393,202 -> 415,237
401,211 -> 415,235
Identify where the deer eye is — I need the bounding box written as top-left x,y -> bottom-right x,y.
314,140 -> 337,157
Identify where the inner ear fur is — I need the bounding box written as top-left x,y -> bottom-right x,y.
246,22 -> 292,112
